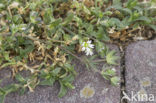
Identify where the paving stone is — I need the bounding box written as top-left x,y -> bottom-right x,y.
125,40 -> 156,103
1,45 -> 121,103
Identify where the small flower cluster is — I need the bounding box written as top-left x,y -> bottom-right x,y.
108,27 -> 115,34
112,67 -> 116,72
81,40 -> 94,56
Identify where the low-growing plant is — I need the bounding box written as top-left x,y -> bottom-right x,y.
0,0 -> 155,102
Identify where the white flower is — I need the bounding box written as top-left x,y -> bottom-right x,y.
21,27 -> 26,30
86,48 -> 93,56
142,0 -> 148,4
149,4 -> 156,9
99,47 -> 105,52
100,20 -> 108,25
81,40 -> 94,56
112,68 -> 116,72
108,27 -> 115,34
9,2 -> 19,8
125,26 -> 129,29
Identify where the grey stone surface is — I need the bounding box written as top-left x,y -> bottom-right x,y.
125,40 -> 156,103
1,45 -> 120,103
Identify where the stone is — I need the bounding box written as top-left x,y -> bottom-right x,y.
1,45 -> 121,103
125,40 -> 156,103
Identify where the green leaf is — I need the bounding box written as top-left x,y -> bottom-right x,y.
108,18 -> 123,28
62,13 -> 74,26
1,84 -> 20,96
19,87 -> 26,95
52,67 -> 61,76
103,11 -> 113,16
113,0 -> 121,6
39,78 -> 55,86
0,3 -> 5,9
64,82 -> 75,89
43,8 -> 54,24
125,0 -> 138,9
82,5 -> 91,15
101,69 -> 116,80
83,56 -> 98,71
102,69 -> 116,76
86,24 -> 93,34
63,34 -> 72,41
0,87 -> 5,95
134,16 -> 151,23
1,62 -> 16,69
49,18 -> 62,30
73,16 -> 83,26
10,24 -> 19,35
18,24 -> 27,31
111,76 -> 120,86
62,74 -> 74,83
96,27 -> 109,41
30,11 -> 38,24
15,74 -> 26,83
0,95 -> 5,103
148,24 -> 156,31
117,7 -> 132,15
3,52 -> 10,61
95,41 -> 104,53
0,84 -> 20,103
58,81 -> 67,98
12,14 -> 23,24
106,50 -> 119,65
64,63 -> 76,75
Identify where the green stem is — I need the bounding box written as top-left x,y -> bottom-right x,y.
63,27 -> 111,44
93,59 -> 106,63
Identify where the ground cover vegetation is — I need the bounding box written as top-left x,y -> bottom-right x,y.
0,0 -> 155,102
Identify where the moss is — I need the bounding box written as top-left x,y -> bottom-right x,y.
80,85 -> 95,98
140,77 -> 151,87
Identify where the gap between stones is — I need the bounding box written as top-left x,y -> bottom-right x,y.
119,38 -> 156,103
119,46 -> 127,103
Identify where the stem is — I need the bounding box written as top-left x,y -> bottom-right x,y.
0,32 -> 84,63
63,27 -> 111,44
7,7 -> 12,18
0,33 -> 65,43
58,46 -> 83,62
62,27 -> 76,36
93,59 -> 106,63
